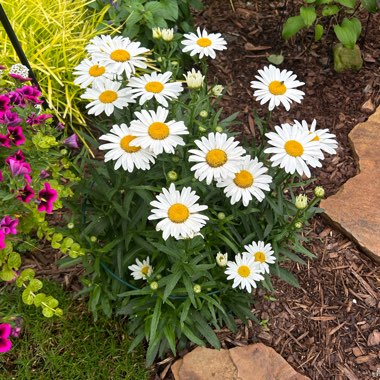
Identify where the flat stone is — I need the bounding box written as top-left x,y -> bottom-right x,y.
321,106 -> 380,263
172,344 -> 309,380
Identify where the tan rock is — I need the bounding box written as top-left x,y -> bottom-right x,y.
321,110 -> 380,264
360,99 -> 375,114
229,343 -> 309,380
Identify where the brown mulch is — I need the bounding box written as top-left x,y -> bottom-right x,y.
154,1 -> 380,380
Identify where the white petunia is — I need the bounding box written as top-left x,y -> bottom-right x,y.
81,79 -> 135,116
294,119 -> 338,155
129,106 -> 189,155
264,123 -> 324,177
243,241 -> 276,274
224,253 -> 264,293
182,27 -> 227,59
250,65 -> 305,111
148,183 -> 209,240
189,132 -> 246,185
127,71 -> 183,107
216,155 -> 272,206
73,58 -> 115,88
98,124 -> 156,172
128,257 -> 153,280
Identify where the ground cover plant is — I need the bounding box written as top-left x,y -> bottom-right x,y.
59,25 -> 339,366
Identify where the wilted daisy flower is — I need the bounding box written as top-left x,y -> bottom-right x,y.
99,124 -> 156,172
91,35 -> 149,78
127,71 -> 183,107
216,156 -> 272,206
148,183 -> 209,240
128,257 -> 153,280
294,119 -> 338,155
184,69 -> 205,89
73,58 -> 114,88
182,27 -> 227,59
216,252 -> 228,267
250,65 -> 305,111
243,241 -> 276,274
189,132 -> 246,185
81,79 -> 134,116
225,253 -> 264,293
129,106 -> 188,155
264,123 -> 324,177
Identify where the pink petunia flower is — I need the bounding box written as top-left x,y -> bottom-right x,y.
37,183 -> 58,213
0,110 -> 22,126
63,134 -> 80,149
7,126 -> 25,146
0,134 -> 10,148
0,216 -> 19,235
0,230 -> 5,249
5,150 -> 25,165
26,113 -> 52,125
8,158 -> 31,177
16,86 -> 42,105
16,184 -> 35,203
0,323 -> 12,353
9,73 -> 32,82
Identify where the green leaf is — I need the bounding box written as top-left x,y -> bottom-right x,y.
182,324 -> 205,346
361,0 -> 380,13
22,288 -> 34,305
149,299 -> 161,342
300,6 -> 317,27
163,272 -> 182,302
34,293 -> 47,307
314,24 -> 324,41
334,18 -> 361,48
7,251 -> 21,269
0,266 -> 15,281
29,278 -> 43,292
274,266 -> 300,287
282,15 -> 306,40
42,307 -> 54,318
193,312 -> 221,349
164,324 -> 177,355
160,0 -> 179,21
335,0 -> 356,7
322,4 -> 340,16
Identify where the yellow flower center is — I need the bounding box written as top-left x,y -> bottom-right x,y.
168,203 -> 190,223
110,49 -> 130,62
205,149 -> 227,168
254,251 -> 266,263
234,170 -> 254,188
99,90 -> 118,104
237,265 -> 251,278
141,266 -> 150,276
268,80 -> 287,95
148,122 -> 169,140
88,64 -> 106,77
120,135 -> 141,153
145,81 -> 164,93
284,140 -> 304,157
197,37 -> 212,47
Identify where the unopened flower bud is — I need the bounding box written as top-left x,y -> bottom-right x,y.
217,212 -> 226,220
150,281 -> 159,290
161,28 -> 174,42
171,156 -> 180,163
199,110 -> 208,118
314,186 -> 325,198
193,284 -> 202,294
90,236 -> 97,242
215,126 -> 223,133
184,68 -> 204,89
216,252 -> 228,267
152,27 -> 162,40
295,194 -> 308,210
67,222 -> 74,229
198,126 -> 207,132
156,274 -> 162,280
211,85 -> 224,97
171,60 -> 179,66
60,149 -> 68,156
294,221 -> 302,229
167,170 -> 178,181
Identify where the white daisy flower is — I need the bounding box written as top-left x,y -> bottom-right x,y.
224,253 -> 264,293
189,132 -> 246,185
129,106 -> 189,155
216,252 -> 228,267
91,35 -> 149,78
243,241 -> 276,274
182,27 -> 227,59
73,58 -> 115,88
250,65 -> 305,111
81,79 -> 135,116
98,124 -> 156,172
264,123 -> 324,178
85,35 -> 119,55
148,183 -> 209,241
128,257 -> 153,280
127,71 -> 183,107
216,155 -> 272,206
294,119 -> 338,155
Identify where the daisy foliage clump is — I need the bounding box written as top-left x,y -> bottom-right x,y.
68,28 -> 338,365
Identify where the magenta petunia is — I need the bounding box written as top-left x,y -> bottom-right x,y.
9,73 -> 32,82
0,323 -> 12,353
26,113 -> 52,125
16,183 -> 35,203
5,150 -> 25,165
39,170 -> 50,179
0,134 -> 10,148
8,158 -> 31,177
0,230 -> 5,249
6,91 -> 23,106
0,216 -> 19,235
16,86 -> 42,104
7,126 -> 25,146
0,95 -> 10,112
0,170 -> 3,182
63,133 -> 80,149
37,183 -> 58,213
0,110 -> 22,126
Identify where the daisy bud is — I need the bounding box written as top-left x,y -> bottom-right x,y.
198,126 -> 207,132
67,222 -> 74,229
167,170 -> 178,181
215,126 -> 223,133
150,281 -> 159,290
184,69 -> 205,89
156,274 -> 162,280
90,236 -> 97,242
216,252 -> 228,267
217,212 -> 226,220
161,28 -> 174,42
171,60 -> 179,66
294,221 -> 303,229
60,149 -> 68,155
314,186 -> 325,198
172,156 -> 180,163
211,85 -> 224,97
295,194 -> 308,210
199,110 -> 208,118
152,27 -> 162,40
193,284 -> 202,294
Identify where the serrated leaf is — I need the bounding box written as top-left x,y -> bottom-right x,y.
282,15 -> 306,40
300,6 -> 317,27
315,24 -> 324,41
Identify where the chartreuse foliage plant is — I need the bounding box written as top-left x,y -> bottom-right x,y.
0,281 -> 148,379
64,27 -> 338,365
0,66 -> 80,320
0,0 -> 112,131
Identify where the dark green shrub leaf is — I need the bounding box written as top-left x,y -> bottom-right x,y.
322,4 -> 340,15
300,6 -> 317,27
282,15 -> 306,40
335,0 -> 356,7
